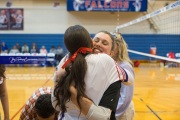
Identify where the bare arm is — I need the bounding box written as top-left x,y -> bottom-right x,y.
0,78 -> 9,120
70,85 -> 92,115
70,85 -> 112,120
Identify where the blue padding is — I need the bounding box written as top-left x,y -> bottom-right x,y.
1,34 -> 180,60
0,34 -> 67,54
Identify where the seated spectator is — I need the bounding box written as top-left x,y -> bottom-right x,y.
49,46 -> 56,54
55,45 -> 64,63
40,46 -> 47,54
21,43 -> 29,53
47,46 -> 56,66
19,87 -> 59,120
1,41 -> 8,53
30,43 -> 38,53
9,45 -> 19,53
15,43 -> 21,52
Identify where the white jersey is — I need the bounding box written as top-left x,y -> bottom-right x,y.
52,53 -> 126,120
116,62 -> 135,117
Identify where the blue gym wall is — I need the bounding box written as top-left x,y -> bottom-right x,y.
1,34 -> 180,60
0,34 -> 66,54
123,34 -> 180,60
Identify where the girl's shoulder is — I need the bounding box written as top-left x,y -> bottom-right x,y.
87,53 -> 113,61
86,54 -> 115,69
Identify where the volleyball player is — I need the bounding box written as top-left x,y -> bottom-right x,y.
52,25 -> 130,120
93,31 -> 135,120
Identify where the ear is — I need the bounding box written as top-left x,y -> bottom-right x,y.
110,51 -> 114,58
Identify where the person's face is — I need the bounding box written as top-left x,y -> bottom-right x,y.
37,113 -> 55,120
92,32 -> 113,55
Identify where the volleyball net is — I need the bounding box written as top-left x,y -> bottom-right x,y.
115,1 -> 180,65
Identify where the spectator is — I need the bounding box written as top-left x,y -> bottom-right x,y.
49,46 -> 56,54
46,46 -> 56,66
15,43 -> 21,52
9,45 -> 19,53
21,43 -> 29,53
55,45 -> 64,63
1,42 -> 8,53
40,46 -> 47,54
30,43 -> 38,53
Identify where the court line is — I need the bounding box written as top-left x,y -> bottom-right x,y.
10,74 -> 54,120
10,105 -> 25,120
139,98 -> 162,120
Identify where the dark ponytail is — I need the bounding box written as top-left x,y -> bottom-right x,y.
54,25 -> 92,114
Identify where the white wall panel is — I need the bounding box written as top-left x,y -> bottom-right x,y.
0,0 -> 179,34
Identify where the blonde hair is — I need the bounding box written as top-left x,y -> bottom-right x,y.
112,33 -> 133,67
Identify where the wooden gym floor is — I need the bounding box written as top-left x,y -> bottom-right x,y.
0,63 -> 180,120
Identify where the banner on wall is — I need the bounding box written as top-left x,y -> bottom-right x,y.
67,0 -> 147,12
0,9 -> 8,30
0,8 -> 24,30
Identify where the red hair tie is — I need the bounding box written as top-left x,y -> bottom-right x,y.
62,47 -> 92,69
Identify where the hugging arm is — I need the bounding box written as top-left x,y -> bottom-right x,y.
70,86 -> 112,120
70,80 -> 121,120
